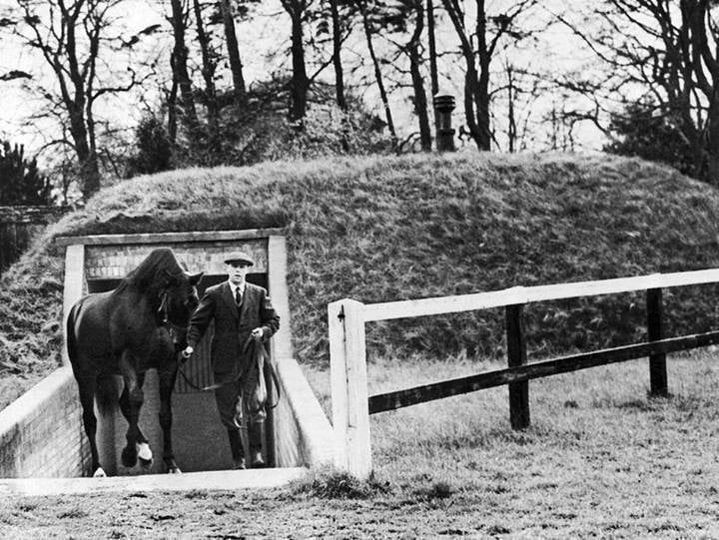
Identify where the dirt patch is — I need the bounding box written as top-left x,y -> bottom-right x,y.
1,479 -> 717,538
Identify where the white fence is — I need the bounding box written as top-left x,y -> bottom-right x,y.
329,268 -> 719,479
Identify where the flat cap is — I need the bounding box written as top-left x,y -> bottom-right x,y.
223,251 -> 254,266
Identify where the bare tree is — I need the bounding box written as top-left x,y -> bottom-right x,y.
8,0 -> 147,198
395,0 -> 431,150
356,0 -> 398,144
441,0 -> 539,151
329,0 -> 347,110
193,0 -> 219,136
218,0 -> 247,107
426,0 -> 439,140
558,0 -> 719,184
168,0 -> 200,142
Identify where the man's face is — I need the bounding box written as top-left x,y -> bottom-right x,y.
226,262 -> 250,285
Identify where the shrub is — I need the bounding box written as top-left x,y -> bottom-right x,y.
0,140 -> 52,205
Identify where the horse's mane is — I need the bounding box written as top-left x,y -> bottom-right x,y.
116,248 -> 184,295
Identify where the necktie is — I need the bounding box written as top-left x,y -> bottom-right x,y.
235,287 -> 242,306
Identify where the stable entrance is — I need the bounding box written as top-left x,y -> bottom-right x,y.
61,229 -> 292,475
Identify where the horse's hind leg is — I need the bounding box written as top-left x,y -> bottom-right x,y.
158,366 -> 181,473
77,375 -> 105,477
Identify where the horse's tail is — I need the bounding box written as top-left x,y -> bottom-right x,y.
66,303 -> 79,368
96,374 -> 119,414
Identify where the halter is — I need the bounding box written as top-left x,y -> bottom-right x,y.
157,289 -> 186,347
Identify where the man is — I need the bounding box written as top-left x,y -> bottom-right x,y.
182,251 -> 280,469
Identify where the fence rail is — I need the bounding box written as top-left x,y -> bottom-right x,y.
328,268 -> 719,479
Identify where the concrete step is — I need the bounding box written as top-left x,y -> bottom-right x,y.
0,467 -> 308,497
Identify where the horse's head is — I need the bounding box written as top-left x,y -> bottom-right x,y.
160,270 -> 203,326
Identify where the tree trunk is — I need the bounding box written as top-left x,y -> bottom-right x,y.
169,0 -> 200,138
68,104 -> 100,196
442,0 -> 484,151
358,0 -> 397,144
475,0 -> 491,150
194,0 -> 219,136
167,68 -> 179,144
284,0 -> 310,122
426,0 -> 439,97
219,0 -> 247,107
507,64 -> 516,152
703,101 -> 719,184
330,0 -> 346,110
407,3 -> 431,151
427,0 -> 439,145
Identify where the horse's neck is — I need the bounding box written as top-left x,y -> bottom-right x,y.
120,287 -> 160,319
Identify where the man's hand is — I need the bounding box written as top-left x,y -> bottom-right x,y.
251,327 -> 264,340
181,346 -> 194,361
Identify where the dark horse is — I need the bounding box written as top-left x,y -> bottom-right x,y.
66,248 -> 202,477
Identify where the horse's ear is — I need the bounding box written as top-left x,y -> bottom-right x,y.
187,272 -> 203,286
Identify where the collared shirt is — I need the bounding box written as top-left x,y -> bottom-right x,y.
229,281 -> 246,301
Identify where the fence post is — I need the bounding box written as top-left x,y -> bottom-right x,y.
506,303 -> 530,429
329,299 -> 371,479
647,288 -> 668,396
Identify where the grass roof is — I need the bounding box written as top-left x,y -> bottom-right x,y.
2,151 -> 719,409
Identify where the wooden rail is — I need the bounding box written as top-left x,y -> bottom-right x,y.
328,268 -> 719,479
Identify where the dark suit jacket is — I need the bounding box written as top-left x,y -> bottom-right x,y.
186,281 -> 280,375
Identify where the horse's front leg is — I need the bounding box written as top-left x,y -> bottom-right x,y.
158,364 -> 181,473
118,352 -> 152,469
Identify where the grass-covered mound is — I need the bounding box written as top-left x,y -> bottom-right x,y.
2,151 -> 719,409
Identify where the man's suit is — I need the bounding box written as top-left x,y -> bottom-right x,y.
187,281 -> 280,378
185,281 -> 280,461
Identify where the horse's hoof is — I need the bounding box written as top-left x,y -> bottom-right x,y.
93,467 -> 107,478
137,442 -> 152,461
121,445 -> 138,467
137,442 -> 153,468
168,466 -> 182,474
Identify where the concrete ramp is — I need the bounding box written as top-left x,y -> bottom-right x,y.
0,467 -> 307,497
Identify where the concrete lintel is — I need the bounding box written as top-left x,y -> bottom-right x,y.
55,228 -> 286,247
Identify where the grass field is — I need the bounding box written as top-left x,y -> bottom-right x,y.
303,349 -> 719,536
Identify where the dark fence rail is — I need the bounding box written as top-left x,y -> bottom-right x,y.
0,206 -> 67,275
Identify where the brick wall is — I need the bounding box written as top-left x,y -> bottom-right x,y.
84,239 -> 268,279
0,367 -> 91,478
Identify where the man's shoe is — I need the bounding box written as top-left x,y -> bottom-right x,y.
250,451 -> 265,468
233,457 -> 246,470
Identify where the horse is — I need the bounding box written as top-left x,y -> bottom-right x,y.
66,247 -> 203,477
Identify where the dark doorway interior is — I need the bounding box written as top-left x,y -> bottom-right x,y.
88,271 -> 273,474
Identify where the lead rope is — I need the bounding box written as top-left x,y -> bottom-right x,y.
177,336 -> 281,408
